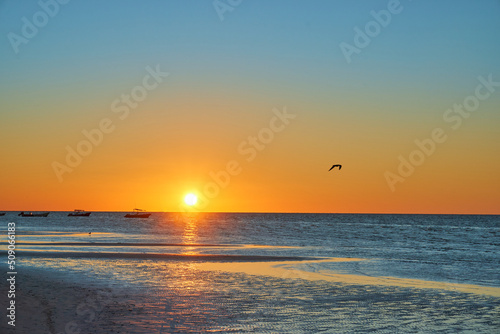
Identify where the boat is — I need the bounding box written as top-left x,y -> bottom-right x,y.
124,208 -> 151,218
0,213 -> 5,216
68,209 -> 91,217
18,212 -> 50,217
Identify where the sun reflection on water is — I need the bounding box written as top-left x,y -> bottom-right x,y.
180,213 -> 200,255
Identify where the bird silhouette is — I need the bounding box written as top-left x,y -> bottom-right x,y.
328,164 -> 342,171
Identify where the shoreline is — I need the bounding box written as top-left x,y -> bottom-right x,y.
3,259 -> 500,333
8,250 -> 500,297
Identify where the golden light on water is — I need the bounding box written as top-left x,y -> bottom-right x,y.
180,213 -> 200,255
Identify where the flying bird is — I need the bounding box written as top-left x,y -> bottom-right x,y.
329,164 -> 342,171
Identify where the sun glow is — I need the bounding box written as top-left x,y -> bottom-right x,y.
184,193 -> 198,206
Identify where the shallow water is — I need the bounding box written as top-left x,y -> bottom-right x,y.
3,212 -> 499,285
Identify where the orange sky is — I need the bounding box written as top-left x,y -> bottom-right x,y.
1,93 -> 499,214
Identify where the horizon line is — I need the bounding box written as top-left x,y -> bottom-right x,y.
1,210 -> 499,216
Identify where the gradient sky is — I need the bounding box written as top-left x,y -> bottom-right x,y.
1,0 -> 499,214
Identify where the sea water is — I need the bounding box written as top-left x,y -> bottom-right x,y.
1,213 -> 499,332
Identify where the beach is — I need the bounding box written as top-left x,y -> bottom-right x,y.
4,256 -> 500,333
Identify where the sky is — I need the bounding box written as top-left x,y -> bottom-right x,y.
0,0 -> 499,214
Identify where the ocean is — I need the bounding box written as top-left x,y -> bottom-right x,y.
2,212 -> 499,333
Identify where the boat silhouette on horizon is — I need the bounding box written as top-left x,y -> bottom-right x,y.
124,208 -> 151,218
68,209 -> 91,217
18,211 -> 50,217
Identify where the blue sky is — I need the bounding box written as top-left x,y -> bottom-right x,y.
2,0 -> 499,92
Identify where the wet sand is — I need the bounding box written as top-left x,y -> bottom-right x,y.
2,258 -> 500,333
196,259 -> 500,298
9,250 -> 317,262
12,248 -> 500,297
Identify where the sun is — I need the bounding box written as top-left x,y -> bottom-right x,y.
184,193 -> 198,206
